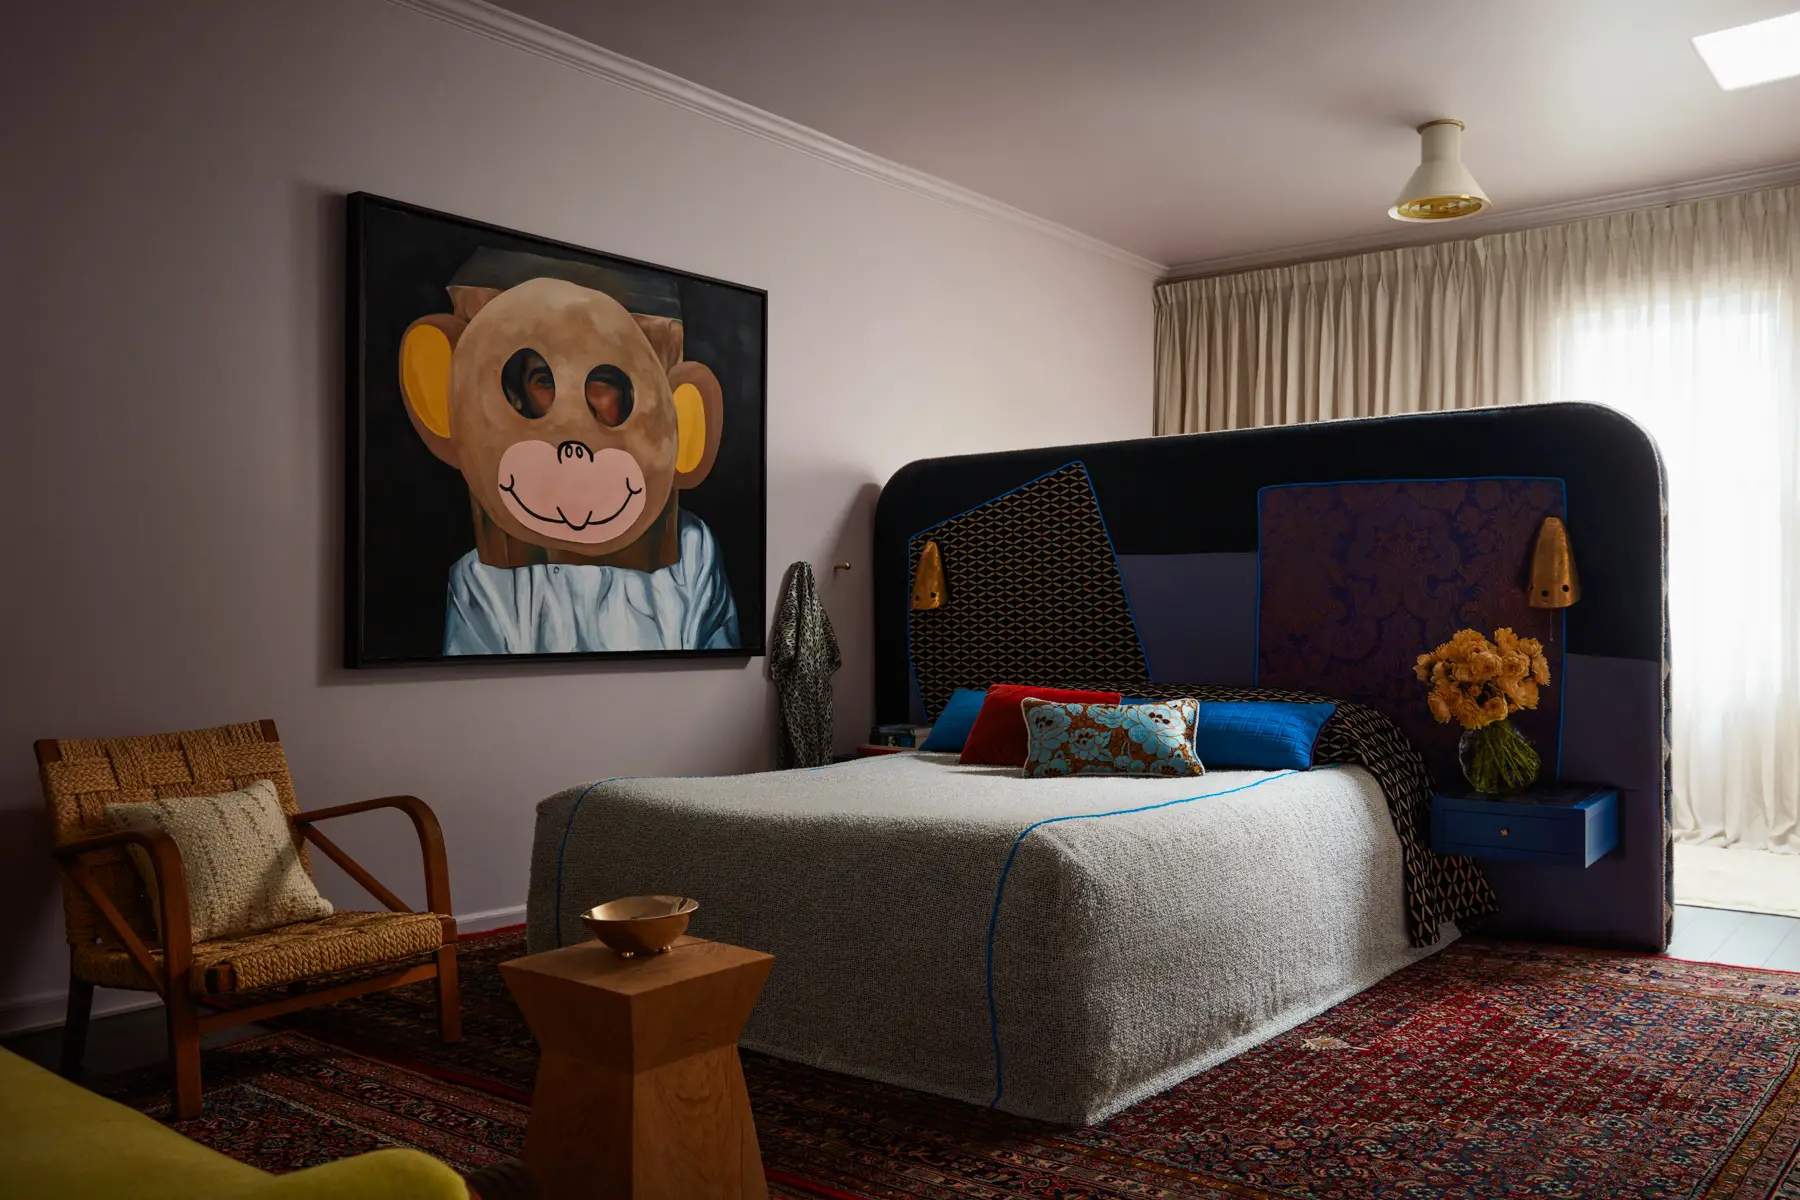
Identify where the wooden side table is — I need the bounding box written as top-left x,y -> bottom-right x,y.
500,936 -> 775,1200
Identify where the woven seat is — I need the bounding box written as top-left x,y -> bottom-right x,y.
72,910 -> 446,995
38,720 -> 461,1119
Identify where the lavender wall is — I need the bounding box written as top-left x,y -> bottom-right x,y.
0,0 -> 1153,1029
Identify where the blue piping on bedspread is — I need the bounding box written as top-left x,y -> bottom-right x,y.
552,760 -> 859,946
554,778 -> 623,947
983,769 -> 1304,1110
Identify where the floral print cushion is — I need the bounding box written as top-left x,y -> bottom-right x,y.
1020,698 -> 1206,778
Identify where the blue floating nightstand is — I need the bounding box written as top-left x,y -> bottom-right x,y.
1431,784 -> 1619,868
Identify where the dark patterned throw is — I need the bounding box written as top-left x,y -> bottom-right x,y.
1134,683 -> 1497,946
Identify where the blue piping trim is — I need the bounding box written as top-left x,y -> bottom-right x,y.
983,768 -> 1303,1109
1082,465 -> 1153,680
907,663 -> 927,725
1554,477 -> 1569,781
553,778 -> 621,946
552,759 -> 861,945
906,460 -> 1089,543
1253,492 -> 1265,685
1554,605 -> 1568,781
1256,474 -> 1565,494
902,460 -> 1126,715
900,464 -> 1080,719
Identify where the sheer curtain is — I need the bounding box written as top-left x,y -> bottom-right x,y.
1154,186 -> 1800,853
1546,200 -> 1799,853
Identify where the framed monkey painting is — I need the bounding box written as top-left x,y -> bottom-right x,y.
345,193 -> 767,665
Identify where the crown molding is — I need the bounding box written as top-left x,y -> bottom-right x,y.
383,0 -> 1165,277
1163,160 -> 1800,282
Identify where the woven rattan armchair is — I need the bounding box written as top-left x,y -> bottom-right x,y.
36,719 -> 461,1119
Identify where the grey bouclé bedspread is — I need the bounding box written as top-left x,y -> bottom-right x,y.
527,754 -> 1450,1124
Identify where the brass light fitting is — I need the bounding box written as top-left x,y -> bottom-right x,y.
911,541 -> 946,610
1528,517 -> 1581,608
1390,119 -> 1492,222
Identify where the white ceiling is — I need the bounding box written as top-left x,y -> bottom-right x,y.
494,0 -> 1800,271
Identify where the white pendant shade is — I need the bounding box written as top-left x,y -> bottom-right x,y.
1389,119 -> 1491,222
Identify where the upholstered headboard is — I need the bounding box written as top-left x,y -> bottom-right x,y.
872,403 -> 1668,950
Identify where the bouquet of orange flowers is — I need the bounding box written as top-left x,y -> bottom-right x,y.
1415,627 -> 1549,792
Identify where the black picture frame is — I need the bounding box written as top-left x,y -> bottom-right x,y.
344,193 -> 768,667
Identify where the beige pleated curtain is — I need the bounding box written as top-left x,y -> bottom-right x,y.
1154,185 -> 1800,858
1154,185 -> 1799,434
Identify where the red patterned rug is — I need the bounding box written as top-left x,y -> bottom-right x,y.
99,930 -> 1800,1198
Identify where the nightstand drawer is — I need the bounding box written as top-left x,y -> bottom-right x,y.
1431,786 -> 1618,867
1436,808 -> 1569,855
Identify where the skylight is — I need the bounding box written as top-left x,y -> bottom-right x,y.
1694,9 -> 1800,90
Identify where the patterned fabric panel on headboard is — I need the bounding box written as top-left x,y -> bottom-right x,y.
907,462 -> 1151,720
1258,478 -> 1566,787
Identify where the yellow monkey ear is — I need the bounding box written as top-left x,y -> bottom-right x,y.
673,384 -> 706,474
397,314 -> 465,465
667,361 -> 724,489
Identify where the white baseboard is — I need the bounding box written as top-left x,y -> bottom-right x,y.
0,902 -> 528,1038
0,987 -> 164,1039
454,904 -> 527,933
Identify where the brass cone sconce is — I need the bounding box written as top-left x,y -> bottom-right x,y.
911,541 -> 945,610
1528,517 -> 1581,608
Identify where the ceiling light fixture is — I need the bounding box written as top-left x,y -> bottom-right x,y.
1694,9 -> 1800,90
1389,119 -> 1491,223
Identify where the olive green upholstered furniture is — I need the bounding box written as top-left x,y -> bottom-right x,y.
0,1046 -> 471,1199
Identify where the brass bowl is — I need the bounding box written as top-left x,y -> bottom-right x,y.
581,894 -> 698,957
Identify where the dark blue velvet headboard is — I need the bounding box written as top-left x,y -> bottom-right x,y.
872,404 -> 1669,951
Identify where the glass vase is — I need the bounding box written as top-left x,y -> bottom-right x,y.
1457,718 -> 1539,795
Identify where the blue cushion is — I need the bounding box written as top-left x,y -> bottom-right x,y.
920,688 -> 987,752
1189,701 -> 1337,770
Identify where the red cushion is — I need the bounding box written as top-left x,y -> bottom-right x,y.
959,684 -> 1123,767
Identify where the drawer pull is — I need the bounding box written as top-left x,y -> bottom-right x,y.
1500,829 -> 1510,836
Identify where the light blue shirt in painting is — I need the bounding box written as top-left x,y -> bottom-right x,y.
443,509 -> 740,655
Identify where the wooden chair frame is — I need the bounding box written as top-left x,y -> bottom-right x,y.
39,723 -> 462,1120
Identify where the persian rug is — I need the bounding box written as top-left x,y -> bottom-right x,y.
102,929 -> 1800,1199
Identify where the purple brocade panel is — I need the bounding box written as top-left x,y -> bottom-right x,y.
1258,479 -> 1566,789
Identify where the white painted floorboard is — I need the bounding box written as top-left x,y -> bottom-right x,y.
1666,904 -> 1800,969
1761,921 -> 1800,973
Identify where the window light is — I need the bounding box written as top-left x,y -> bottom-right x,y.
1693,9 -> 1800,90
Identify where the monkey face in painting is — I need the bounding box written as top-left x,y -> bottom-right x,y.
396,278 -> 723,558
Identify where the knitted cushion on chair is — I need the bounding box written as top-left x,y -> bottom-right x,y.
106,780 -> 332,942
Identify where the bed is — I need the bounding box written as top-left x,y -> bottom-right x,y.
872,408 -> 1670,952
527,750 -> 1451,1125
